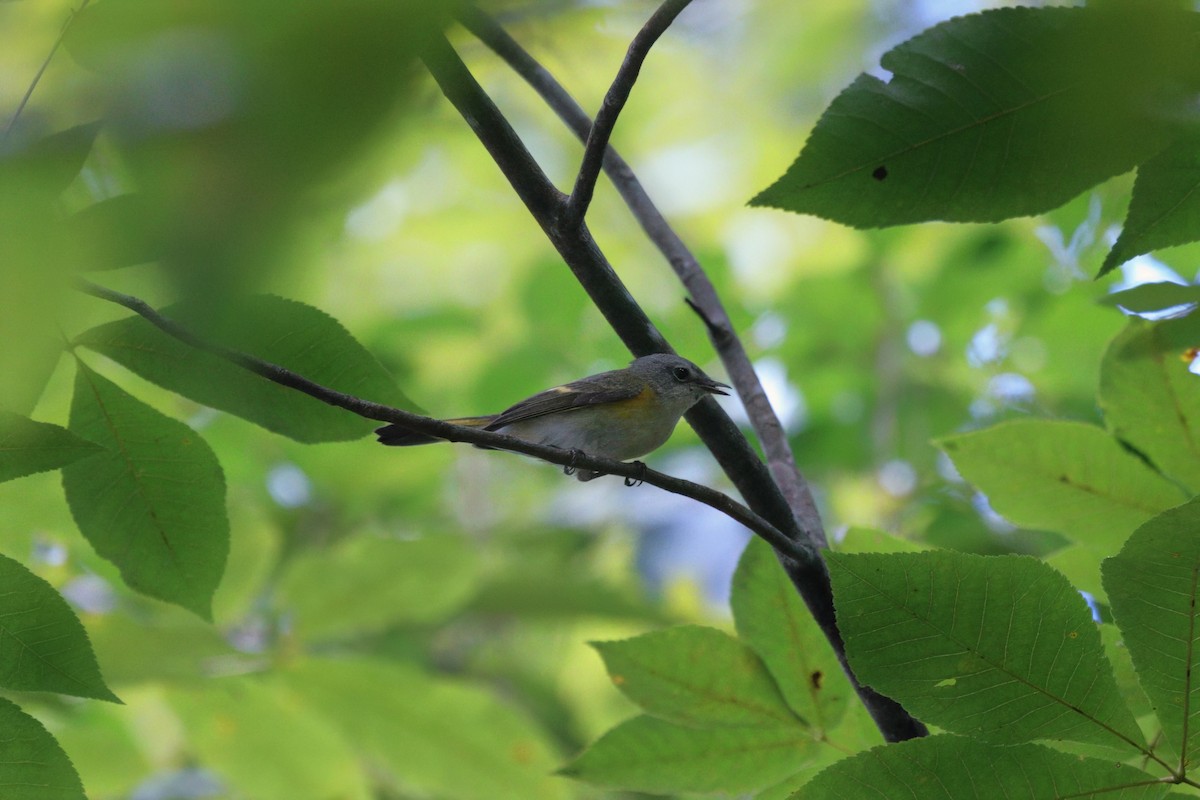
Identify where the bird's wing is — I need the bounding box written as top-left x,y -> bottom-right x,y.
486,369 -> 644,429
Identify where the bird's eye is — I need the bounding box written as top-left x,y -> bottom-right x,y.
672,366 -> 691,381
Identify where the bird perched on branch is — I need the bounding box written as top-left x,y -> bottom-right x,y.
376,353 -> 729,481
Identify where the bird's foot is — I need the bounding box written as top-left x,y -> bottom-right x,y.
623,461 -> 647,487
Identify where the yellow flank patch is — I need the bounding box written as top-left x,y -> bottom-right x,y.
609,387 -> 656,418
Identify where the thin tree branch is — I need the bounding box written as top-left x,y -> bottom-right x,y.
458,4 -> 825,545
420,32 -> 927,741
4,0 -> 91,144
562,0 -> 694,228
75,278 -> 802,560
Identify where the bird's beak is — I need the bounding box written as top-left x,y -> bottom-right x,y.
701,377 -> 731,396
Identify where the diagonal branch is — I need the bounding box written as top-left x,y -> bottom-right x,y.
458,4 -> 824,544
420,30 -> 927,742
562,0 -> 694,228
75,279 -> 802,561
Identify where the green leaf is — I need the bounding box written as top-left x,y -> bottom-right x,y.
563,714 -> 817,795
1098,282 -> 1200,314
62,362 -> 228,619
827,550 -> 1142,750
593,626 -> 799,728
0,412 -> 102,484
275,533 -> 477,641
1103,136 -> 1200,275
937,419 -> 1183,550
85,606 -> 238,685
751,6 -> 1193,227
168,677 -> 372,800
731,537 -> 849,730
283,657 -> 569,800
834,525 -> 927,554
794,735 -> 1165,800
464,573 -> 665,621
0,697 -> 86,800
0,553 -> 118,702
1,123 -> 102,196
52,703 -> 149,800
1103,497 -> 1200,766
65,194 -> 164,271
75,295 -> 415,443
1100,319 -> 1200,491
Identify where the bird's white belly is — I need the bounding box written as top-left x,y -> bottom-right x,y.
497,405 -> 677,462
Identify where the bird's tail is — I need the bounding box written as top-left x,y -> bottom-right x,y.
375,416 -> 496,446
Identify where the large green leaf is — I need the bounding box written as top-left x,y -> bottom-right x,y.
283,657 -> 569,800
563,714 -> 817,795
274,533 -> 478,641
1100,319 -> 1200,491
76,295 -> 415,443
62,363 -> 228,619
1103,497 -> 1200,767
731,537 -> 849,730
0,697 -> 86,800
593,626 -> 799,728
795,735 -> 1165,800
752,6 -> 1194,227
0,554 -> 118,702
0,412 -> 101,484
168,678 -> 372,800
827,550 -> 1142,750
937,419 -> 1183,550
1102,135 -> 1200,275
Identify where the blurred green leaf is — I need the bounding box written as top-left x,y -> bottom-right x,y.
753,5 -> 1196,227
169,677 -> 372,800
732,538 -> 849,730
834,525 -> 927,554
1103,497 -> 1200,766
0,697 -> 86,800
0,412 -> 102,484
85,607 -> 238,685
62,362 -> 228,620
65,195 -> 165,271
0,123 -> 102,196
77,295 -> 414,443
283,657 -> 570,800
1045,543 -> 1107,602
275,533 -> 477,641
0,553 -> 118,702
1100,319 -> 1200,491
827,550 -> 1141,749
1098,282 -> 1200,313
593,625 -> 800,728
1103,136 -> 1200,275
563,713 -> 817,795
65,0 -> 444,295
937,419 -> 1184,550
794,736 -> 1163,800
465,573 -> 665,621
51,703 -> 149,800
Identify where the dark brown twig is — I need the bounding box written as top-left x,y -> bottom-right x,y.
562,0 -> 693,228
458,4 -> 824,545
75,279 -> 802,561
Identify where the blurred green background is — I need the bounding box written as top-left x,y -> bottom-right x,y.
1,0 -> 1183,797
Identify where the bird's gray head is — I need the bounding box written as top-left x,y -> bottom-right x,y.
630,354 -> 730,412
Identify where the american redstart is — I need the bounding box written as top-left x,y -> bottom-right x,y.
376,353 -> 729,481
